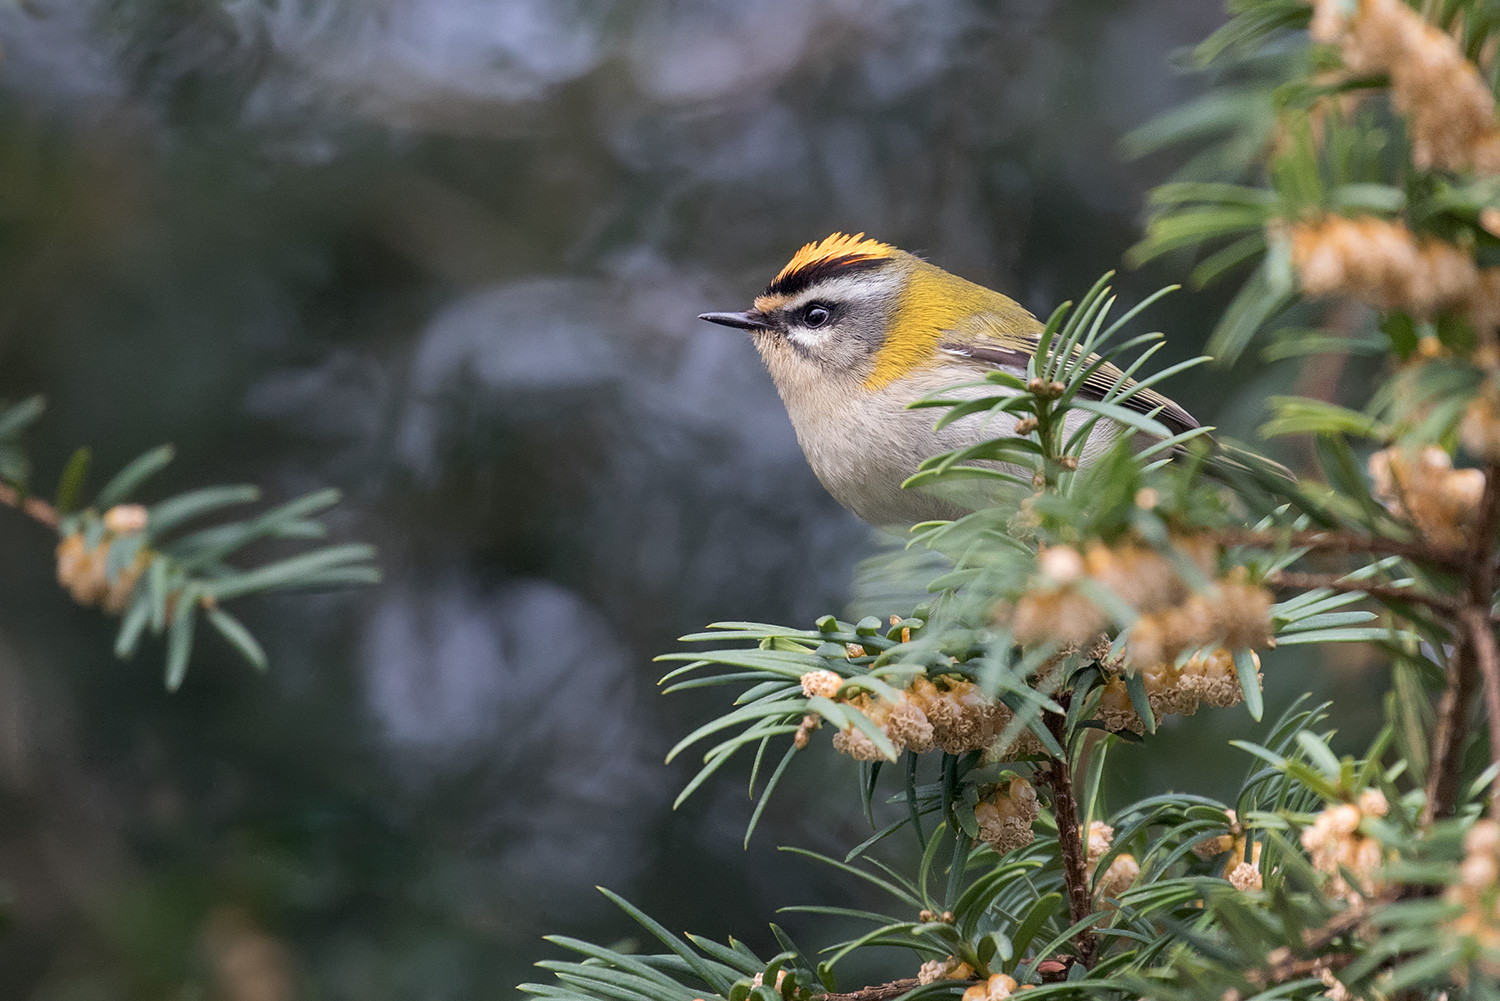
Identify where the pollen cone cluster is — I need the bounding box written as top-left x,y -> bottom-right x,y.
1226,852 -> 1263,892
749,971 -> 785,991
1006,539 -> 1273,670
1368,446 -> 1485,548
828,689 -> 936,760
1007,544 -> 1108,647
1319,967 -> 1354,1001
1080,820 -> 1137,904
1310,0 -> 1500,175
961,973 -> 1022,1001
1096,648 -> 1258,733
974,777 -> 1039,855
1461,380 -> 1500,461
1085,820 -> 1113,870
812,672 -> 1044,763
1284,216 -> 1494,325
1225,835 -> 1263,892
55,505 -> 151,614
1189,808 -> 1263,890
917,957 -> 974,986
1300,790 -> 1389,904
799,669 -> 844,700
1447,819 -> 1500,978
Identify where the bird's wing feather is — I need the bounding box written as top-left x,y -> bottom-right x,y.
939,309 -> 1198,437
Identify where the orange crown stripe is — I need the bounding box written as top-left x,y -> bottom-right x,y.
772,233 -> 896,286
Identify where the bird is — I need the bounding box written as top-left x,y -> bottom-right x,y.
699,233 -> 1202,528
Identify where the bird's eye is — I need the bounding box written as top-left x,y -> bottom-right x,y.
802,303 -> 832,328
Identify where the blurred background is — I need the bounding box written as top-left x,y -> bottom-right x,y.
0,1 -> 1380,998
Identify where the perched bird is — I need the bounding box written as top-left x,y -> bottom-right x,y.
699,233 -> 1200,527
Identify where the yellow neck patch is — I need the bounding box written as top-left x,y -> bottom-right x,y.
865,265 -> 999,390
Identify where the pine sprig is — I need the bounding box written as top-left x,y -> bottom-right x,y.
0,412 -> 380,690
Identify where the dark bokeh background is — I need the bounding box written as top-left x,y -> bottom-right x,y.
0,2 -> 1380,998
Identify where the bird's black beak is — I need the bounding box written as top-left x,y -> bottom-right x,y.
698,310 -> 772,332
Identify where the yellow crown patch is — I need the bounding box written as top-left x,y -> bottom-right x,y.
773,233 -> 896,285
762,233 -> 897,300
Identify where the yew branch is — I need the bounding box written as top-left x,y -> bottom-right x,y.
1043,700 -> 1096,967
0,481 -> 58,529
1462,606 -> 1500,808
820,979 -> 922,1001
1215,528 -> 1465,569
1426,462 -> 1500,822
1265,570 -> 1458,614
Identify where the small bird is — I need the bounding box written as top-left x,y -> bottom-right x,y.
700,233 -> 1200,527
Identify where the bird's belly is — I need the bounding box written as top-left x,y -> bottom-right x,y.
788,390 -> 999,527
784,377 -> 1127,528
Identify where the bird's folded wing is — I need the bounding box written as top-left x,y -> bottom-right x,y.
938,310 -> 1199,437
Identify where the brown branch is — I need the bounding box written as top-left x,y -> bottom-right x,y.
820,978 -> 922,1001
0,481 -> 58,529
1473,464 -> 1500,602
1042,700 -> 1096,968
1251,903 -> 1374,989
1425,634 -> 1478,825
1427,462 -> 1500,823
1452,464 -> 1500,815
1462,606 -> 1500,808
1259,953 -> 1354,987
1301,903 -> 1372,949
1215,527 -> 1465,569
1265,570 -> 1459,614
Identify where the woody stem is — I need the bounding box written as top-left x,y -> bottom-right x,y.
821,979 -> 923,1001
1264,570 -> 1459,614
1212,528 -> 1465,569
1424,634 -> 1477,825
1044,699 -> 1096,967
1462,607 -> 1500,809
1426,462 -> 1500,822
0,481 -> 59,529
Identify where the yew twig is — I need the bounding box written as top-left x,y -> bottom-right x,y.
0,481 -> 58,529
